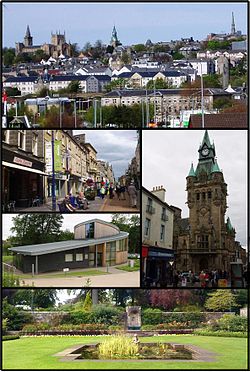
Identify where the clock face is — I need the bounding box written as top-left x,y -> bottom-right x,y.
202,147 -> 209,156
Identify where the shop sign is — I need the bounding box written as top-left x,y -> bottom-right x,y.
45,141 -> 52,173
218,279 -> 228,287
54,140 -> 62,172
13,157 -> 32,167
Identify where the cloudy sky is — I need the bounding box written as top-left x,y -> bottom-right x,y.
3,2 -> 247,47
75,130 -> 138,179
2,213 -> 139,240
142,130 -> 247,247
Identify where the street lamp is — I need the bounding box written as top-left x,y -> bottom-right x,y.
51,130 -> 57,211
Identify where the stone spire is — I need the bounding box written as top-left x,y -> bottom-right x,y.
211,158 -> 221,173
25,25 -> 31,38
231,12 -> 236,35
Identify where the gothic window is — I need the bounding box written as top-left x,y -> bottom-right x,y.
202,192 -> 206,200
196,193 -> 200,201
208,191 -> 212,199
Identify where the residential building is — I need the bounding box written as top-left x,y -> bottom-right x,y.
9,219 -> 129,273
142,186 -> 174,287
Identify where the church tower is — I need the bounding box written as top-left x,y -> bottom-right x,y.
24,25 -> 33,47
184,130 -> 231,272
110,25 -> 121,48
231,12 -> 236,35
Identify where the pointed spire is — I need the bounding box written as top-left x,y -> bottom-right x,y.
25,25 -> 31,37
188,163 -> 196,177
231,12 -> 236,35
211,158 -> 221,173
199,130 -> 212,150
226,217 -> 233,231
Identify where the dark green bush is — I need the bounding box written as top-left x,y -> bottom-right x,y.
2,298 -> 33,331
3,335 -> 20,341
142,309 -> 204,326
65,305 -> 122,326
142,308 -> 164,324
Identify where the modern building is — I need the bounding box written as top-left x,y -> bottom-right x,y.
173,130 -> 246,275
142,186 -> 174,287
9,219 -> 129,273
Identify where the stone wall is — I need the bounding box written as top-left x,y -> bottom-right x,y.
162,311 -> 234,321
28,311 -> 68,324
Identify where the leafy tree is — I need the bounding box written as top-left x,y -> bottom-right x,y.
31,49 -> 49,63
149,290 -> 195,310
2,298 -> 33,330
83,41 -> 92,52
146,77 -> 171,89
106,45 -> 114,54
3,47 -> 16,66
234,290 -> 248,307
172,51 -> 185,60
153,44 -> 170,53
70,43 -> 80,57
14,52 -> 32,64
204,290 -> 238,312
121,51 -> 131,64
111,214 -> 140,253
133,44 -> 147,53
207,40 -> 231,50
10,214 -> 64,246
213,97 -> 232,110
67,80 -> 81,93
13,289 -> 58,309
105,78 -> 127,92
5,87 -> 21,96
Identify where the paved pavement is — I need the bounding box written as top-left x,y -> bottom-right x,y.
16,191 -> 140,213
19,267 -> 140,287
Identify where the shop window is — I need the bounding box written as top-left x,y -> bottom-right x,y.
65,254 -> 73,262
76,253 -> 83,261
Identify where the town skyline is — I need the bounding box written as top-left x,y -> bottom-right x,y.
3,2 -> 247,47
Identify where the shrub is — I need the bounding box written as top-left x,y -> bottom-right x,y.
142,308 -> 164,325
2,298 -> 33,331
2,318 -> 9,334
91,305 -> 122,325
99,335 -> 139,359
2,335 -> 20,341
194,329 -> 247,338
67,310 -> 92,325
213,314 -> 247,332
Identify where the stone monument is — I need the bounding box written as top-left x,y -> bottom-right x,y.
126,306 -> 141,331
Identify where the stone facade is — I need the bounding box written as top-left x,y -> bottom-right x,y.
173,130 -> 246,273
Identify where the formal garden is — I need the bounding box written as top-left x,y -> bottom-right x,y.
2,289 -> 248,370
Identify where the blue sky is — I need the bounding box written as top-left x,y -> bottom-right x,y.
3,2 -> 247,48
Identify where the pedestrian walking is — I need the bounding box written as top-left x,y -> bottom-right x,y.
127,181 -> 137,208
120,185 -> 126,200
100,186 -> 106,200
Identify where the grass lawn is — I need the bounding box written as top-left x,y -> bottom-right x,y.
2,256 -> 14,265
116,259 -> 140,272
17,270 -> 109,279
2,335 -> 247,370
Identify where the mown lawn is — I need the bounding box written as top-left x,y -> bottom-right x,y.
2,335 -> 247,370
116,259 -> 140,272
18,270 -> 109,279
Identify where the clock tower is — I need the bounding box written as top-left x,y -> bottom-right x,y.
176,130 -> 237,273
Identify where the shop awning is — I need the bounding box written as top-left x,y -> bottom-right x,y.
2,161 -> 47,176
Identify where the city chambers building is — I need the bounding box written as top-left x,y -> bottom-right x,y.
9,219 -> 129,274
173,130 -> 246,275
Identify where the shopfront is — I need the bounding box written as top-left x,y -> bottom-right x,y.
142,245 -> 175,287
2,149 -> 46,209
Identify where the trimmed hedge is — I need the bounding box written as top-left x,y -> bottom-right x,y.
142,309 -> 204,326
3,335 -> 20,341
194,329 -> 247,338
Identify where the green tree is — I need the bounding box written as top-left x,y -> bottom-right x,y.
70,43 -> 80,57
13,289 -> 58,309
204,290 -> 238,312
207,40 -> 231,50
121,52 -> 131,64
10,214 -> 64,246
213,97 -> 232,110
146,77 -> 171,89
172,51 -> 185,60
5,87 -> 21,96
67,80 -> 81,93
14,52 -> 32,64
83,291 -> 93,311
3,47 -> 16,66
133,44 -> 147,53
31,49 -> 49,63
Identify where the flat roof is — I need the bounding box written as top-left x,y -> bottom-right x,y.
9,232 -> 129,256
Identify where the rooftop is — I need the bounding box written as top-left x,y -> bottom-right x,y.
189,112 -> 247,128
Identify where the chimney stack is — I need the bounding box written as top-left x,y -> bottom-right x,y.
151,185 -> 166,202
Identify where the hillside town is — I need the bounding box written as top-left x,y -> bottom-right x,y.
2,12 -> 247,128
